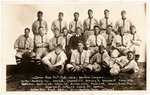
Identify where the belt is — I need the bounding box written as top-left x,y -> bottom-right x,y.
101,29 -> 106,31
90,45 -> 98,47
18,48 -> 25,49
115,62 -> 122,69
85,29 -> 93,31
36,46 -> 48,48
76,64 -> 82,66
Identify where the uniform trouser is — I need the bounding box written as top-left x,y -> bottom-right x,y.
35,48 -> 49,59
111,47 -> 129,57
43,62 -> 65,75
35,48 -> 49,64
110,62 -> 139,76
87,46 -> 99,58
84,30 -> 94,42
66,64 -> 94,74
15,50 -> 35,64
91,63 -> 101,72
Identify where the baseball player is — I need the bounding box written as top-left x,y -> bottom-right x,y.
110,51 -> 139,76
49,28 -> 65,51
34,26 -> 50,65
66,41 -> 92,75
42,44 -> 67,75
69,12 -> 83,35
51,12 -> 67,34
83,9 -> 98,42
14,28 -> 35,65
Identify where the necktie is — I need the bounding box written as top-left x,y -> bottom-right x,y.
24,38 -> 27,49
79,51 -> 82,64
107,34 -> 110,45
89,18 -> 92,30
75,20 -> 77,31
41,36 -> 43,43
60,20 -> 62,33
39,20 -> 42,34
106,17 -> 108,28
65,35 -> 67,46
133,34 -> 135,41
55,53 -> 58,65
121,36 -> 124,46
95,35 -> 97,46
122,18 -> 125,27
101,53 -> 103,63
56,37 -> 58,45
39,20 -> 42,27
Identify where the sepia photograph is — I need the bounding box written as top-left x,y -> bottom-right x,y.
1,0 -> 148,93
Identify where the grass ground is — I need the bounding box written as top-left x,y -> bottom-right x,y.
6,62 -> 146,91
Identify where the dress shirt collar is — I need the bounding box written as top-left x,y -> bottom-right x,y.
122,17 -> 126,20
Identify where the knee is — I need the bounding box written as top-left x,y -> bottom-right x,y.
92,63 -> 101,73
66,64 -> 74,71
111,49 -> 120,58
110,68 -> 120,76
30,52 -> 36,58
15,52 -> 23,58
84,65 -> 93,73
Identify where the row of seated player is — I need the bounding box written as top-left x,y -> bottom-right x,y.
14,26 -> 140,76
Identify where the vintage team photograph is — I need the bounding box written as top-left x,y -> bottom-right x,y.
1,1 -> 147,91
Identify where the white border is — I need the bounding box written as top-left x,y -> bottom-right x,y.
1,0 -> 149,95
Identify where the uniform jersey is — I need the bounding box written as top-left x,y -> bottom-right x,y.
86,34 -> 107,47
83,17 -> 98,31
71,49 -> 89,65
112,34 -> 131,49
99,17 -> 113,29
49,36 -> 65,50
34,35 -> 49,48
32,19 -> 48,35
115,56 -> 139,71
102,32 -> 116,46
115,18 -> 132,33
42,50 -> 67,65
14,35 -> 34,51
90,50 -> 110,66
51,19 -> 67,33
69,20 -> 83,33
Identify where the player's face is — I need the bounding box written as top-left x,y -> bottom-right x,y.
88,11 -> 93,18
106,27 -> 112,34
131,27 -> 136,34
104,11 -> 109,18
127,53 -> 134,60
120,28 -> 125,36
24,30 -> 30,37
77,43 -> 84,51
94,27 -> 100,35
63,29 -> 68,36
74,14 -> 79,20
121,13 -> 126,19
55,48 -> 61,54
37,13 -> 43,20
58,14 -> 63,20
